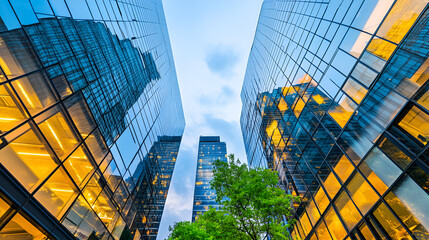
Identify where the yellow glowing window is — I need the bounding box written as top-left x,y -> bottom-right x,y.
324,207 -> 347,240
93,191 -> 119,229
282,86 -> 291,96
346,173 -> 379,215
377,0 -> 427,44
38,111 -> 79,160
0,84 -> 27,133
335,190 -> 361,230
64,146 -> 94,188
373,203 -> 413,240
0,212 -> 48,239
328,95 -> 357,128
333,155 -> 355,183
398,106 -> 429,145
271,128 -> 282,146
299,212 -> 312,237
0,197 -> 10,220
366,37 -> 397,61
315,221 -> 331,240
342,78 -> 368,104
34,167 -> 78,219
322,172 -> 341,199
0,124 -> 58,192
293,98 -> 305,118
83,174 -> 103,205
277,97 -> 288,112
11,72 -> 56,116
306,200 -> 320,225
359,223 -> 376,240
313,187 -> 329,214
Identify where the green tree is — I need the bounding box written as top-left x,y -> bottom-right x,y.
168,154 -> 299,240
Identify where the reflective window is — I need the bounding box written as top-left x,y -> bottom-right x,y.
340,28 -> 371,58
85,129 -> 108,164
34,166 -> 78,219
0,124 -> 57,192
11,71 -> 56,116
373,202 -> 412,240
0,83 -> 27,133
0,197 -> 10,219
328,94 -> 357,128
342,78 -> 368,104
376,0 -> 427,43
0,212 -> 48,239
378,137 -> 412,169
63,146 -> 94,188
397,106 -> 429,145
324,207 -> 347,240
64,94 -> 96,138
385,176 -> 429,239
366,37 -> 397,61
352,0 -> 394,34
346,173 -> 379,215
335,190 -> 361,230
10,0 -> 39,26
359,147 -> 402,194
359,222 -> 376,240
351,63 -> 378,88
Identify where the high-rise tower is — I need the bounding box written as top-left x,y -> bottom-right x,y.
0,1 -> 185,240
192,136 -> 227,222
241,1 -> 429,239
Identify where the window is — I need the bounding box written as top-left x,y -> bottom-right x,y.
0,212 -> 48,239
0,83 -> 27,134
34,166 -> 78,219
346,173 -> 379,215
335,190 -> 361,230
64,94 -> 96,138
85,129 -> 108,164
373,202 -> 412,239
0,124 -> 58,192
324,207 -> 347,240
342,78 -> 368,104
63,146 -> 94,188
328,94 -> 357,128
397,106 -> 429,145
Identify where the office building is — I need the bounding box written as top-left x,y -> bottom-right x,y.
241,0 -> 429,239
192,136 -> 227,222
0,1 -> 185,240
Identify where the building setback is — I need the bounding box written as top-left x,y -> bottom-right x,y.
241,0 -> 429,240
0,1 -> 185,240
192,136 -> 227,222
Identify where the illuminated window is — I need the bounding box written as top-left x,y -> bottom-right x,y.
397,106 -> 429,145
63,146 -> 94,188
359,222 -> 376,240
294,98 -> 305,118
335,190 -> 361,230
37,109 -> 79,160
11,72 -> 56,116
332,155 -> 355,183
34,166 -> 78,219
83,173 -> 103,205
315,220 -> 331,240
359,147 -> 401,194
0,84 -> 27,133
366,37 -> 397,61
346,173 -> 379,215
0,212 -> 48,239
328,94 -> 357,128
0,197 -> 10,219
378,137 -> 412,169
324,207 -> 347,240
373,202 -> 412,240
0,124 -> 58,192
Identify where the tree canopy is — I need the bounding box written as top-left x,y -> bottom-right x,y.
168,154 -> 299,240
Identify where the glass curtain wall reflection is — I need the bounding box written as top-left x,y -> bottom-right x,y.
0,1 -> 185,240
192,136 -> 227,222
240,0 -> 429,239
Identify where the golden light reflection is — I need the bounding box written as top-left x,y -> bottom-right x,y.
398,106 -> 429,145
328,95 -> 357,128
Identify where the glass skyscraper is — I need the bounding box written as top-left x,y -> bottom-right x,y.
241,0 -> 429,240
0,1 -> 184,240
192,136 -> 227,222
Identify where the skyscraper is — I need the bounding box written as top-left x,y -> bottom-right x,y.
0,1 -> 185,240
192,136 -> 227,222
241,1 -> 429,239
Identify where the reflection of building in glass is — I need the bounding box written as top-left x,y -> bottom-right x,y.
192,136 -> 227,222
241,1 -> 429,240
131,136 -> 181,240
0,1 -> 184,240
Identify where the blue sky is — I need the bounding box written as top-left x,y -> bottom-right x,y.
157,1 -> 263,239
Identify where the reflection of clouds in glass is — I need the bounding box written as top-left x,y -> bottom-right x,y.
205,45 -> 239,77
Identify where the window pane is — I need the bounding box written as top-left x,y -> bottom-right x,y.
11,71 -> 56,116
359,147 -> 402,194
351,63 -> 378,88
332,155 -> 355,183
324,207 -> 347,240
366,37 -> 397,61
62,195 -> 108,239
34,166 -> 78,219
397,106 -> 429,145
64,93 -> 96,138
342,78 -> 368,104
415,82 -> 429,111
93,189 -> 120,231
376,0 -> 427,43
82,173 -> 102,206
385,176 -> 429,239
335,190 -> 361,230
315,220 -> 332,240
359,222 -> 376,240
328,94 -> 357,128
340,29 -> 371,58
85,129 -> 108,164
346,173 -> 379,215
0,197 -> 10,219
0,83 -> 27,133
63,146 -> 94,188
373,202 -> 412,240
38,110 -> 79,160
352,0 -> 394,34
0,124 -> 58,191
103,159 -> 121,191
0,212 -> 48,239
378,137 -> 412,169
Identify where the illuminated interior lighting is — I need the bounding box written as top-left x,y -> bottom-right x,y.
46,122 -> 64,150
16,82 -> 35,109
17,152 -> 51,157
0,117 -> 19,121
50,188 -> 75,193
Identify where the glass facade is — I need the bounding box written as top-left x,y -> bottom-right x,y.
240,0 -> 429,239
0,1 -> 185,240
192,136 -> 227,222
